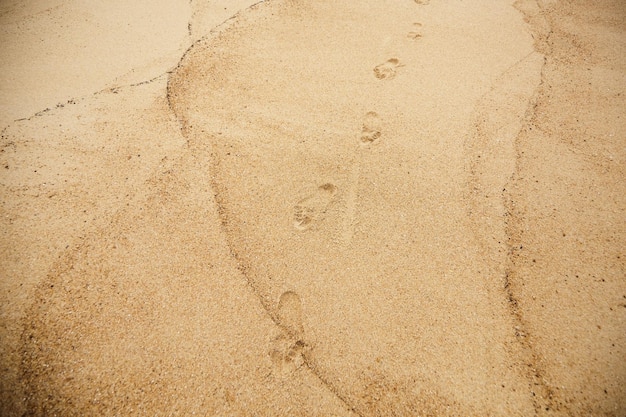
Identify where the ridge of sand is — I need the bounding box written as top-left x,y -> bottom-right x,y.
1,0 -> 625,415
1,1 -> 261,414
167,0 -> 541,415
504,1 -> 626,414
0,0 -> 265,129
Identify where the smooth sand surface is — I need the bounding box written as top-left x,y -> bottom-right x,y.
1,0 -> 625,416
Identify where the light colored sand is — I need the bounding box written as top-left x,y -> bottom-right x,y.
1,0 -> 625,416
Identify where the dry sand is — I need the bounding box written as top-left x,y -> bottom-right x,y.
1,0 -> 625,416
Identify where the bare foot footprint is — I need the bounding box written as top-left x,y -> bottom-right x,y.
408,23 -> 423,40
342,111 -> 381,247
269,292 -> 307,376
360,111 -> 382,145
293,183 -> 337,230
373,58 -> 403,80
169,0 -> 542,413
269,334 -> 306,377
277,291 -> 304,337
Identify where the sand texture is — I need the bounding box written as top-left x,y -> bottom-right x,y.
1,0 -> 625,416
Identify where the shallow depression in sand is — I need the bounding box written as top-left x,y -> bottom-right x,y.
166,0 -> 548,414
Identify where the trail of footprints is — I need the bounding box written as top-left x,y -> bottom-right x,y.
290,111 -> 382,237
279,0 -> 431,379
291,14 -> 428,232
373,22 -> 423,78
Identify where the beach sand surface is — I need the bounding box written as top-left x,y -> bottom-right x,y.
1,0 -> 625,415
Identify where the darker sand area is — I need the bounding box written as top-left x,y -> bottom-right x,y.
1,0 -> 625,416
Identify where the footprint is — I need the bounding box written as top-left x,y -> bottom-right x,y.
168,0 -> 540,412
407,23 -> 423,40
277,291 -> 304,337
293,183 -> 337,230
341,111 -> 381,247
360,111 -> 382,145
414,0 -> 430,4
269,292 -> 307,376
373,58 -> 403,80
269,333 -> 306,377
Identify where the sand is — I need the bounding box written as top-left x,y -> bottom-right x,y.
1,0 -> 624,416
